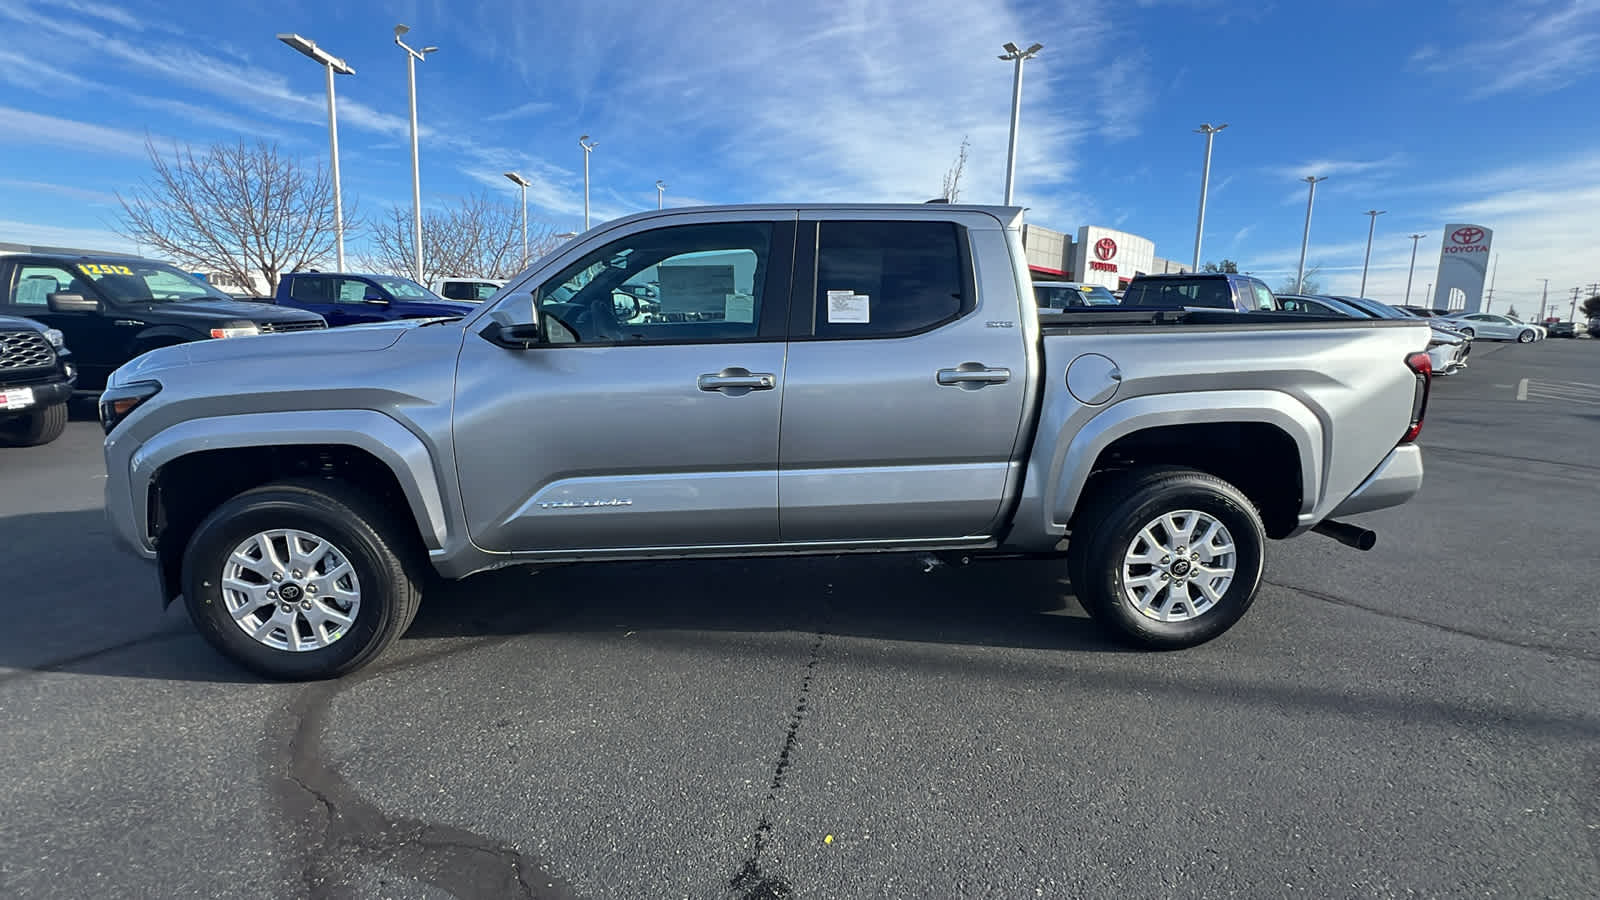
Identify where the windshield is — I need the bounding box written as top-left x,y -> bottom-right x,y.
371,276 -> 445,301
71,260 -> 234,303
1336,296 -> 1407,320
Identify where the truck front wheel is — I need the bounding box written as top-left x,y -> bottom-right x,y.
1067,468 -> 1266,650
180,479 -> 422,680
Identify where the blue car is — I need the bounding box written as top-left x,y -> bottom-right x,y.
275,272 -> 477,327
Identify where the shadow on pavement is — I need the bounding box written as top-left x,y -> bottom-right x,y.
407,553 -> 1124,654
1,506 -> 1126,683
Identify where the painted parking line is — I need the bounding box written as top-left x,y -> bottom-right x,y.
1518,379 -> 1600,403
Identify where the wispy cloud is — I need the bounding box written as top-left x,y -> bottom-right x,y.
0,178 -> 120,205
1411,0 -> 1600,97
485,100 -> 556,123
0,106 -> 153,157
0,218 -> 135,252
1270,153 -> 1406,179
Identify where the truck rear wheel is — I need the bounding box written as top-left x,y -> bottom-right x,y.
180,479 -> 422,680
0,401 -> 68,447
1067,467 -> 1265,650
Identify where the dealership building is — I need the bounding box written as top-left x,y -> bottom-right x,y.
1020,224 -> 1190,289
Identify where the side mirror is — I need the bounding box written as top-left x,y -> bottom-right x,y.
362,292 -> 390,305
47,292 -> 101,313
484,295 -> 545,348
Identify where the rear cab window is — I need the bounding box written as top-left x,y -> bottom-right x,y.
1121,276 -> 1236,309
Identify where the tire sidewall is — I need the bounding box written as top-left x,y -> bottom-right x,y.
1518,330 -> 1534,343
182,492 -> 398,680
1458,327 -> 1474,338
1087,479 -> 1265,648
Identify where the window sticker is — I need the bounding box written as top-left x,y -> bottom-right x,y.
826,289 -> 870,323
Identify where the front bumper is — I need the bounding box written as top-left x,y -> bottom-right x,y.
0,372 -> 74,417
1328,444 -> 1425,518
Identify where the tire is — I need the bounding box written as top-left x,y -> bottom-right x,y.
1458,327 -> 1474,338
1066,467 -> 1266,650
0,401 -> 68,447
181,478 -> 423,680
1518,329 -> 1535,343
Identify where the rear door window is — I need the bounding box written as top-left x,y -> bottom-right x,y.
1249,280 -> 1278,310
808,220 -> 972,339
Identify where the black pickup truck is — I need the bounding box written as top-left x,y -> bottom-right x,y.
0,245 -> 327,391
0,313 -> 76,446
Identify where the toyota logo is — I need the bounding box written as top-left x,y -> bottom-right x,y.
1451,227 -> 1485,245
1094,237 -> 1118,260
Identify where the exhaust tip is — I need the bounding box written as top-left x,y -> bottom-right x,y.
1313,519 -> 1377,551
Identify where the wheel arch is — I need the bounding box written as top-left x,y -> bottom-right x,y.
125,410 -> 449,604
1048,391 -> 1324,541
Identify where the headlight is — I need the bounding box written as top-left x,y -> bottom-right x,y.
43,327 -> 65,349
209,322 -> 260,339
99,381 -> 162,434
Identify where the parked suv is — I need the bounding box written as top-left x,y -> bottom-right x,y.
0,245 -> 328,391
0,313 -> 76,446
275,272 -> 476,326
1120,272 -> 1280,313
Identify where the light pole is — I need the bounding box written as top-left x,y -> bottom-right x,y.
1191,123 -> 1227,271
998,41 -> 1042,206
504,171 -> 531,269
578,135 -> 597,230
1538,278 -> 1549,321
655,179 -> 666,210
1294,176 -> 1327,293
395,24 -> 437,283
1484,252 -> 1499,312
277,33 -> 354,271
1404,233 -> 1426,304
1358,209 -> 1385,298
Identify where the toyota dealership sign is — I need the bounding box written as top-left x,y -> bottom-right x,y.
1073,226 -> 1154,289
1432,223 -> 1494,312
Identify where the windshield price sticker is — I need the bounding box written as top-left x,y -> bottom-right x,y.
77,263 -> 133,277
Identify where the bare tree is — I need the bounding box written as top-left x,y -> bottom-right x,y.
940,135 -> 971,203
362,192 -> 561,284
1276,264 -> 1323,296
116,139 -> 341,294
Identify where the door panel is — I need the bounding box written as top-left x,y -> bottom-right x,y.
3,260 -> 123,385
778,219 -> 1029,542
454,215 -> 796,553
453,341 -> 786,551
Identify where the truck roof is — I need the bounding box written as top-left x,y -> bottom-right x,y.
0,241 -> 151,262
590,203 -> 1027,231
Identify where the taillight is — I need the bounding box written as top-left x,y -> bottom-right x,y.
1400,350 -> 1432,443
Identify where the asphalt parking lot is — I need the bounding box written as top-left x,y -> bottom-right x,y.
3,337 -> 1597,899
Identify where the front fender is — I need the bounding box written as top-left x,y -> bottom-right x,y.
110,409 -> 449,556
1040,389 -> 1326,535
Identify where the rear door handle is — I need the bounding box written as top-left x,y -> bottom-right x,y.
698,368 -> 777,394
937,365 -> 1011,387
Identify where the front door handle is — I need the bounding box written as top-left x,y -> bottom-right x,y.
698,367 -> 777,395
937,364 -> 1011,387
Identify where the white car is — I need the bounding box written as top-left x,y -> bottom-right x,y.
1443,312 -> 1542,343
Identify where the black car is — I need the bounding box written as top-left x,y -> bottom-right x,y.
0,313 -> 76,446
0,245 -> 327,391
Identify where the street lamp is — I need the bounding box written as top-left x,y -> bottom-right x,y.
504,171 -> 532,269
277,33 -> 354,271
1538,278 -> 1549,321
1295,176 -> 1328,293
395,24 -> 437,283
1191,123 -> 1227,271
998,41 -> 1042,206
1358,209 -> 1386,298
655,179 -> 666,210
1404,233 -> 1426,304
578,135 -> 597,230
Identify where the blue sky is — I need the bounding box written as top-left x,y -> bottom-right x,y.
1,0 -> 1597,315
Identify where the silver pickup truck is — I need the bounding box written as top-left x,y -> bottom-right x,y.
101,204 -> 1432,679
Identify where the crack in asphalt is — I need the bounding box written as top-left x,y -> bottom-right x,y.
1266,579 -> 1598,663
0,628 -> 191,685
1423,444 -> 1600,474
268,637 -> 578,899
728,628 -> 826,900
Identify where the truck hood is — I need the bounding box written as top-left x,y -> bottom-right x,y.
115,297 -> 326,324
389,300 -> 479,317
110,319 -> 430,384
